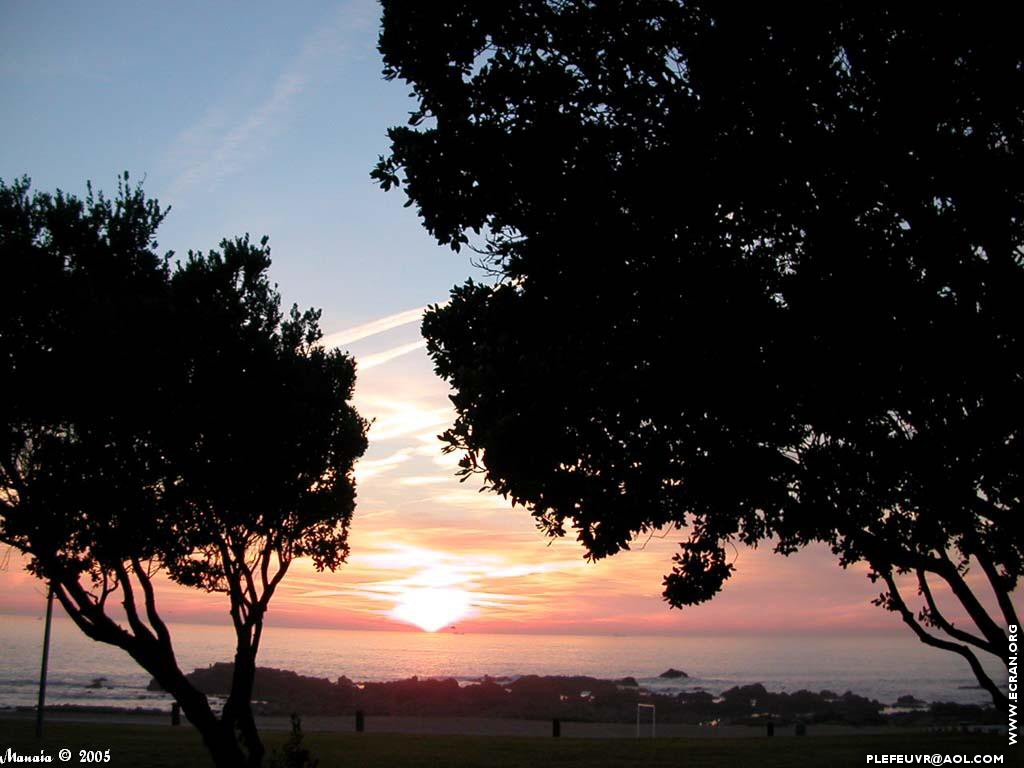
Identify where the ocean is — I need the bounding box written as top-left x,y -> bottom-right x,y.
0,614 -> 1003,712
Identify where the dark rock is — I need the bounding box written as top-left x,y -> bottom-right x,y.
659,668 -> 688,679
148,662 -> 356,715
145,664 -> 890,725
895,694 -> 927,708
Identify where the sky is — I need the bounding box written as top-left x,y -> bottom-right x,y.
0,1 -> 998,640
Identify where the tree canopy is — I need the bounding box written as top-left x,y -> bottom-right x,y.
0,175 -> 368,767
375,2 -> 1022,708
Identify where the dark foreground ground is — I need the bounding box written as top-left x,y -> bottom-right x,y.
0,717 -> 1019,768
0,708 -> 936,738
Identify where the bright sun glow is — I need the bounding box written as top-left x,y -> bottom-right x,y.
391,588 -> 472,632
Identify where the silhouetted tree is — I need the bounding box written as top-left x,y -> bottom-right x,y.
0,175 -> 368,766
374,3 -> 1022,708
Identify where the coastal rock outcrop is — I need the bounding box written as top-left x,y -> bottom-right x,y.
148,664 -> 889,725
659,668 -> 688,679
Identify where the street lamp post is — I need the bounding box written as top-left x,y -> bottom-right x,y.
35,585 -> 54,738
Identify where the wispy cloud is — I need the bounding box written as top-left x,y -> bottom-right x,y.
354,448 -> 413,483
398,476 -> 450,487
357,340 -> 426,371
430,489 -> 513,512
162,5 -> 354,201
287,542 -> 589,624
321,306 -> 432,349
355,395 -> 453,442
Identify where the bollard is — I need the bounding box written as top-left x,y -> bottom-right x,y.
355,709 -> 365,733
794,722 -> 806,736
552,718 -> 561,738
171,702 -> 181,726
766,721 -> 774,737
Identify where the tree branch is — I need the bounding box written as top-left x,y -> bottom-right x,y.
257,549 -> 290,613
52,579 -> 131,649
854,527 -> 1008,656
882,571 -> 1007,710
259,538 -> 273,591
230,532 -> 260,608
971,547 -> 1021,630
97,570 -> 117,611
915,568 -> 995,655
130,557 -> 174,654
112,562 -> 156,644
52,583 -> 103,640
216,539 -> 249,631
933,550 -> 1008,656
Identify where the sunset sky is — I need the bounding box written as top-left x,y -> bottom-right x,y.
0,0 -> 996,640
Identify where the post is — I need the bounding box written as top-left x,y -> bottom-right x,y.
766,721 -> 774,737
171,702 -> 181,726
795,722 -> 807,736
552,718 -> 560,737
636,703 -> 656,738
35,585 -> 55,738
355,709 -> 365,732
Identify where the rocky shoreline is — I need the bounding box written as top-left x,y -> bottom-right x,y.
141,663 -> 999,727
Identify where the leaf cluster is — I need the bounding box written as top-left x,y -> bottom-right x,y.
0,174 -> 368,595
377,3 -> 1022,606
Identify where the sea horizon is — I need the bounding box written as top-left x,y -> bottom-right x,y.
0,608 -> 929,637
0,615 -> 1003,714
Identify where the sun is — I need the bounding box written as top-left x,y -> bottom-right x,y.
391,587 -> 472,632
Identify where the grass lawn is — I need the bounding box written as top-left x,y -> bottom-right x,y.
0,721 -> 1018,767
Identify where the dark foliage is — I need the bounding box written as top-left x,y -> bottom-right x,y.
0,175 -> 368,767
374,3 -> 1022,709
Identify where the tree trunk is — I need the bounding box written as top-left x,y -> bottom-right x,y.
48,570 -> 269,767
131,643 -> 251,768
221,634 -> 265,768
195,728 -> 251,768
